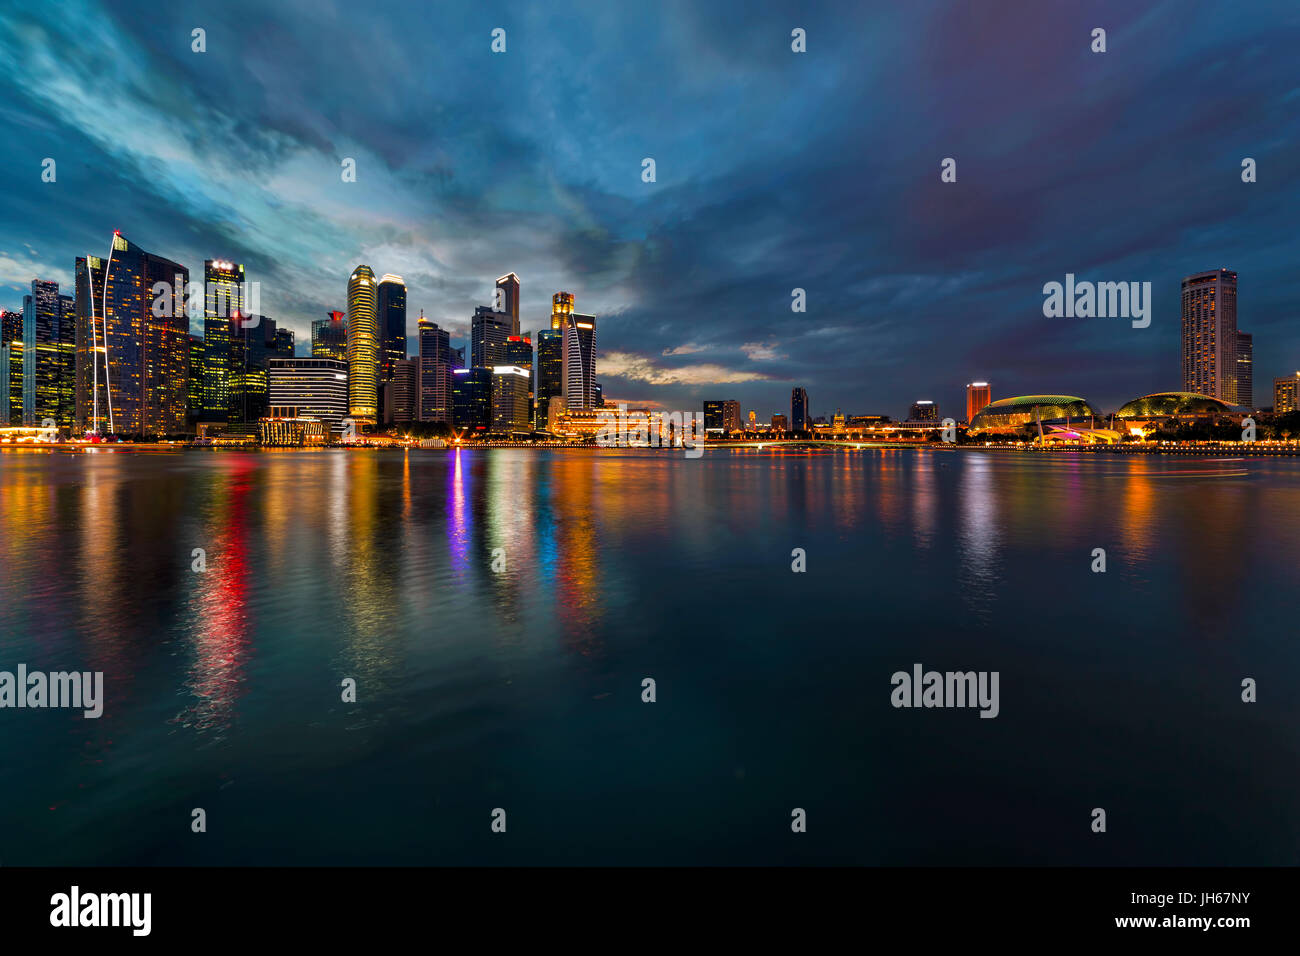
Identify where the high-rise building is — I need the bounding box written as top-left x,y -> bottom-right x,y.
1,309 -> 23,425
312,311 -> 348,361
471,306 -> 511,368
562,309 -> 597,410
417,313 -> 454,423
505,335 -> 533,369
703,399 -> 741,434
201,260 -> 245,423
791,387 -> 809,432
966,382 -> 991,422
594,382 -> 604,408
187,334 -> 204,427
269,357 -> 348,435
74,235 -> 190,436
347,265 -> 379,425
496,272 -> 521,336
452,366 -> 492,434
771,413 -> 788,431
21,281 -> 76,428
550,291 -> 573,330
1235,331 -> 1253,407
1274,373 -> 1300,415
1182,269 -> 1238,403
909,400 -> 939,422
377,274 -> 407,385
534,328 -> 563,429
491,365 -> 531,434
385,357 -> 418,424
229,317 -> 293,424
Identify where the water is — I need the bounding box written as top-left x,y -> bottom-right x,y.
0,447 -> 1297,865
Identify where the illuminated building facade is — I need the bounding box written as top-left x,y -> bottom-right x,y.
202,260 -> 245,422
73,235 -> 190,436
968,395 -> 1098,435
452,366 -> 492,434
909,400 -> 939,422
562,310 -> 596,410
791,387 -> 809,431
377,274 -> 407,385
229,317 -> 293,424
1182,269 -> 1238,404
269,357 -> 348,435
417,314 -> 453,423
1236,331 -> 1253,407
188,334 -> 204,427
347,265 -> 379,425
385,358 -> 418,424
496,272 -> 520,336
966,382 -> 991,422
1,309 -> 23,425
258,406 -> 328,446
21,280 -> 76,428
491,365 -> 532,434
471,306 -> 510,368
703,399 -> 740,435
312,311 -> 348,361
771,413 -> 788,431
534,328 -> 563,429
1274,373 -> 1300,414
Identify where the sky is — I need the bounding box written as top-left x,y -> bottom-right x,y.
1,0 -> 1298,420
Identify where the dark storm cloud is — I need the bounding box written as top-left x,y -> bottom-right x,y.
1,0 -> 1297,418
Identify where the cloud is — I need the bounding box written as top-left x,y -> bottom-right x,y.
740,341 -> 784,361
600,351 -> 776,386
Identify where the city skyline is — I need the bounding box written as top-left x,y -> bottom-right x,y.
2,1 -> 1299,423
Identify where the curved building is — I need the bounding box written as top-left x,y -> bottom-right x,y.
1115,391 -> 1230,419
347,265 -> 378,425
968,395 -> 1098,435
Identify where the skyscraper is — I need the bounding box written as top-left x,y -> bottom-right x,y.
347,265 -> 379,425
74,234 -> 189,436
386,358 -> 418,424
1274,373 -> 1300,415
188,333 -> 204,427
269,357 -> 348,435
229,316 -> 292,424
1181,269 -> 1238,403
505,335 -> 533,369
909,400 -> 939,422
704,399 -> 740,434
496,272 -> 521,336
491,365 -> 531,434
1,309 -> 22,425
202,260 -> 245,423
562,310 -> 597,410
417,312 -> 453,424
21,280 -> 76,428
452,366 -> 492,434
471,306 -> 511,368
1236,331 -> 1253,407
534,328 -> 563,429
377,274 -> 407,384
312,311 -> 348,361
966,382 -> 991,422
791,387 -> 809,432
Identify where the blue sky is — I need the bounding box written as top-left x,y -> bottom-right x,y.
2,0 -> 1298,419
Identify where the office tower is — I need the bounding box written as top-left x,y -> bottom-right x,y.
73,235 -> 189,436
384,358 -> 418,424
21,280 -> 76,428
312,311 -> 348,360
703,399 -> 741,434
1,309 -> 23,425
496,272 -> 521,336
550,291 -> 573,330
562,310 -> 597,410
347,265 -> 379,425
471,306 -> 511,368
1182,269 -> 1238,403
1236,331 -> 1253,407
966,382 -> 991,422
594,383 -> 603,408
187,334 -> 204,427
1274,373 -> 1300,415
505,335 -> 533,369
228,316 -> 292,424
492,365 -> 531,434
201,260 -> 245,422
771,413 -> 788,431
452,366 -> 492,434
791,387 -> 809,431
534,328 -> 563,428
909,400 -> 939,422
377,274 -> 407,386
417,313 -> 453,423
269,357 -> 348,435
